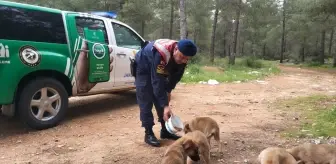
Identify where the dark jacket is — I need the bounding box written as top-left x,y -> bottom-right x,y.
135,41 -> 186,109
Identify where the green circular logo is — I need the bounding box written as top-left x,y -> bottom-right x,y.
92,43 -> 106,59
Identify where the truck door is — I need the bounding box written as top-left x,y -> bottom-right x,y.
109,22 -> 143,87
65,13 -> 115,94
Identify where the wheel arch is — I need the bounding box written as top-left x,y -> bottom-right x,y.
14,70 -> 73,105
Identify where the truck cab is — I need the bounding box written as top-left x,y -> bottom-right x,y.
0,1 -> 145,130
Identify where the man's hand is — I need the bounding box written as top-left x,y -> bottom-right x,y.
76,40 -> 113,93
163,106 -> 173,122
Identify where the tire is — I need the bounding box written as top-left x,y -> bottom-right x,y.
17,77 -> 68,130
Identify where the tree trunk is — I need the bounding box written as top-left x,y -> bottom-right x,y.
210,1 -> 219,64
328,28 -> 334,58
333,50 -> 336,67
162,19 -> 165,38
280,0 -> 286,63
119,0 -> 124,10
316,36 -> 319,51
241,41 -> 245,56
263,44 -> 266,59
333,55 -> 336,67
252,32 -> 257,56
300,46 -> 305,62
141,20 -> 145,37
228,45 -> 231,58
320,29 -> 326,64
104,0 -> 108,10
251,43 -> 254,56
193,27 -> 197,45
300,36 -> 306,62
169,0 -> 174,39
223,30 -> 227,57
179,0 -> 187,39
229,0 -> 242,65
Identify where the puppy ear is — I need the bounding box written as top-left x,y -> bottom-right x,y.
182,139 -> 197,151
286,148 -> 293,154
296,160 -> 303,164
184,123 -> 190,133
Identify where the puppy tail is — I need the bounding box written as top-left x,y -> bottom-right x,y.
213,128 -> 220,141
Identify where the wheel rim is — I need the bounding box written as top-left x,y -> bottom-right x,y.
30,87 -> 61,122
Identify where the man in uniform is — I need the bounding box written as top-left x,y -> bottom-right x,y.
134,39 -> 197,147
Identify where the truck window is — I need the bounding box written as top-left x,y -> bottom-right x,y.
0,5 -> 67,44
111,22 -> 142,50
75,17 -> 109,44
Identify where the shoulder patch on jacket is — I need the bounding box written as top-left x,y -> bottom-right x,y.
156,60 -> 166,74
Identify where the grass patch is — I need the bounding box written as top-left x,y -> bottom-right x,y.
275,95 -> 336,138
300,62 -> 336,70
181,56 -> 281,83
282,59 -> 336,71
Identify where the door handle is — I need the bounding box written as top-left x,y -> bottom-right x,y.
117,53 -> 126,58
76,49 -> 89,53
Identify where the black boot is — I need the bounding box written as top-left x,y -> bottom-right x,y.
160,122 -> 181,140
144,127 -> 160,147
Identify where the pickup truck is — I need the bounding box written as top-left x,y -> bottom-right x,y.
0,1 -> 146,130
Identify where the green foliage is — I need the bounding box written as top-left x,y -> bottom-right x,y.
10,0 -> 336,67
181,56 -> 280,83
309,108 -> 336,137
276,95 -> 336,137
118,0 -> 155,37
241,56 -> 264,68
187,64 -> 203,74
187,54 -> 199,64
311,0 -> 336,15
306,61 -> 324,67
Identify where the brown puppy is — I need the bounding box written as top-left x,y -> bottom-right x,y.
258,147 -> 298,164
286,143 -> 336,164
161,135 -> 200,164
185,130 -> 211,164
184,117 -> 221,155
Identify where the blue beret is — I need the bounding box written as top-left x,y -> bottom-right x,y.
177,39 -> 197,57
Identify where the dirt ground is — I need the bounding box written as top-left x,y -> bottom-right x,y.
0,65 -> 336,164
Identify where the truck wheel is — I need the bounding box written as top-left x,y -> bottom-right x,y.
17,77 -> 68,130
